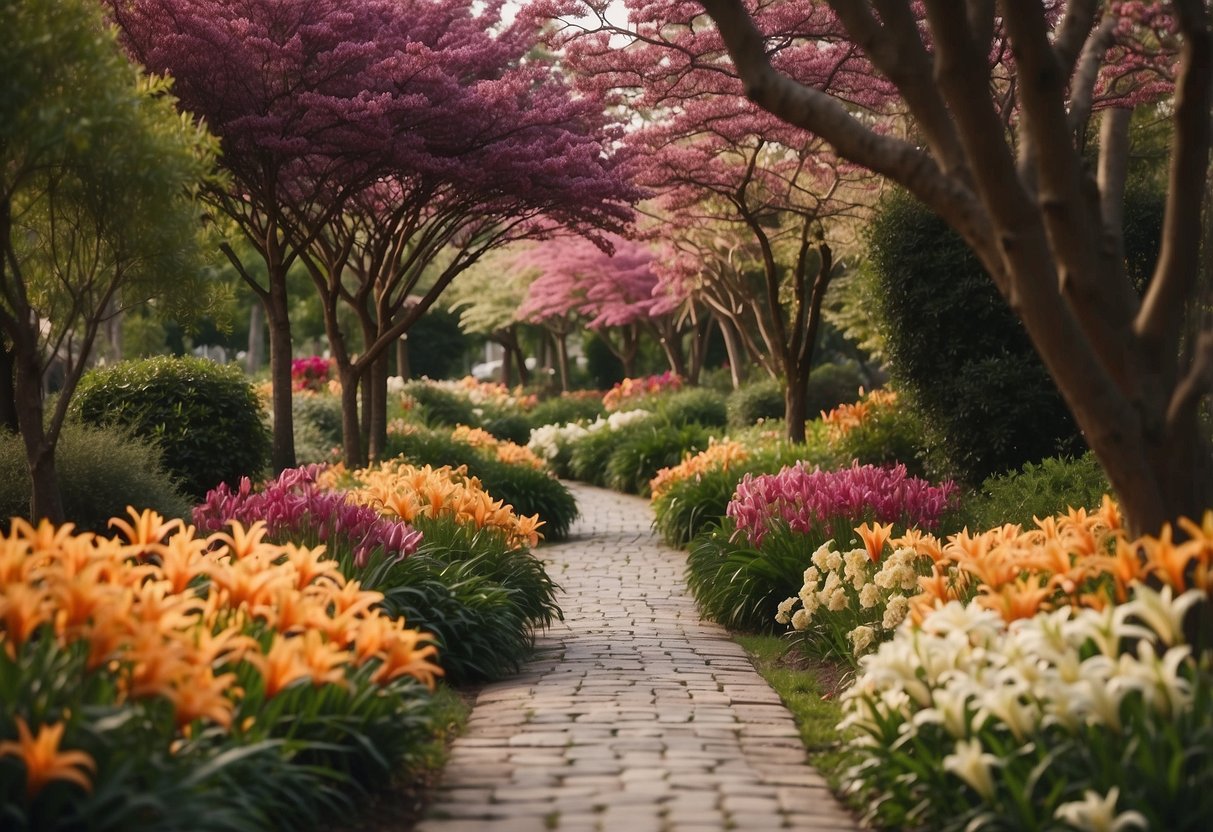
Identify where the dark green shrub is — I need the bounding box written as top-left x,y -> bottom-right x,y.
293,393 -> 343,464
804,362 -> 865,415
70,356 -> 269,501
605,422 -> 711,495
867,190 -> 1082,485
0,421 -> 191,533
527,394 -> 606,429
350,516 -> 561,683
728,378 -> 784,427
480,408 -> 532,446
831,400 -> 928,477
654,387 -> 729,428
383,426 -> 578,540
568,424 -> 629,486
962,452 -> 1110,531
401,380 -> 476,427
686,518 -> 815,633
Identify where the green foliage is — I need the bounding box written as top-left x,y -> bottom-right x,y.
71,356 -> 270,501
728,378 -> 785,427
292,394 -> 343,464
866,190 -> 1082,485
526,394 -> 605,429
401,381 -> 477,427
583,331 -> 625,389
804,362 -> 865,416
605,422 -> 711,495
406,309 -> 469,381
830,399 -> 928,477
652,387 -> 728,428
961,452 -> 1110,531
383,427 -> 578,541
567,424 -> 630,486
345,516 -> 561,684
0,421 -> 190,533
686,519 -> 817,633
479,409 -> 532,446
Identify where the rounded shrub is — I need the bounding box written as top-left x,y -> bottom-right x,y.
728,378 -> 784,427
293,393 -> 343,464
605,422 -> 711,496
804,362 -> 865,415
527,394 -> 606,429
0,421 -> 191,533
867,190 -> 1082,484
70,356 -> 269,500
655,387 -> 728,428
401,380 -> 476,427
480,409 -> 532,446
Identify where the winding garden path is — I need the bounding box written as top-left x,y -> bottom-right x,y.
416,483 -> 862,832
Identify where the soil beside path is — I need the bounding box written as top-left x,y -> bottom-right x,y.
415,482 -> 863,832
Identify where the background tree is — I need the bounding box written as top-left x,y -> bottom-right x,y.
107,0 -> 428,472
445,254 -> 536,388
541,1 -> 886,442
517,234 -> 689,379
1,0 -> 216,522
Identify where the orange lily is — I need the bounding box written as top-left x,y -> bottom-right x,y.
109,507 -> 184,551
250,633 -> 310,698
372,629 -> 443,689
0,583 -> 52,655
856,521 -> 894,563
977,574 -> 1053,622
0,719 -> 95,799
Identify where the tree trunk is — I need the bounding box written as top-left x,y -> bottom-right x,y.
12,338 -> 63,523
358,369 -> 371,460
784,366 -> 809,445
658,331 -> 687,378
339,365 -> 364,467
554,330 -> 570,392
368,350 -> 389,463
1097,107 -> 1133,263
687,315 -> 713,386
717,315 -> 747,389
0,337 -> 18,434
265,285 -> 296,472
246,302 -> 264,374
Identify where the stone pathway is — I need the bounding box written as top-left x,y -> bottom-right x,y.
416,483 -> 862,832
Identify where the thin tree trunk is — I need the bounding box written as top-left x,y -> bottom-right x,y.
554,330 -> 570,392
246,302 -> 264,374
1097,107 -> 1133,265
358,369 -> 371,460
265,285 -> 296,472
784,366 -> 809,445
13,339 -> 63,523
368,351 -> 389,462
0,337 -> 18,434
718,315 -> 747,389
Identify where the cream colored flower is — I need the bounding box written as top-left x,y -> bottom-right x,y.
775,597 -> 797,625
811,541 -> 834,571
1054,787 -> 1147,832
843,548 -> 869,589
942,737 -> 1000,800
849,625 -> 875,656
802,565 -> 820,587
882,595 -> 909,630
791,608 -> 812,631
828,587 -> 848,612
858,583 -> 881,609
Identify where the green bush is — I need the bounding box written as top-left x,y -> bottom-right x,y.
605,422 -> 712,495
568,424 -> 629,486
728,378 -> 784,427
961,452 -> 1110,531
401,380 -> 477,427
831,398 -> 928,477
383,426 -> 578,541
527,394 -> 605,430
686,519 -> 815,633
71,356 -> 269,500
654,387 -> 729,428
804,362 -> 865,416
350,516 -> 561,684
293,393 -> 343,464
0,421 -> 191,533
867,190 -> 1082,485
480,408 -> 532,446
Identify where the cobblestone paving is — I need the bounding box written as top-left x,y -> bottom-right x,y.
416,482 -> 862,832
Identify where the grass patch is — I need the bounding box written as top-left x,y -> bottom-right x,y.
733,633 -> 858,793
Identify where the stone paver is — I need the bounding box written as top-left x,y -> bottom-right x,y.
416,483 -> 862,832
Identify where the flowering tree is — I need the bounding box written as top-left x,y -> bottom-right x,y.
684,0 -> 1207,540
2,0 -> 216,521
517,234 -> 690,380
444,254 -> 536,388
538,1 -> 887,442
106,0 -> 428,471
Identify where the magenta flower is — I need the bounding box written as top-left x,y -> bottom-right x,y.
726,462 -> 957,547
195,465 -> 422,566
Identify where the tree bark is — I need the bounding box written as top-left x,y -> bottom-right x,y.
0,337 -> 18,434
264,282 -> 296,473
553,330 -> 570,392
717,315 -> 747,389
246,302 -> 264,374
12,336 -> 63,523
339,364 -> 363,468
368,350 -> 389,462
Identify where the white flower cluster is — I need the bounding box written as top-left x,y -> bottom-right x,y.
841,583 -> 1203,757
775,539 -> 923,658
527,422 -> 588,462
